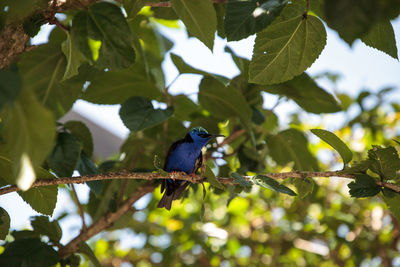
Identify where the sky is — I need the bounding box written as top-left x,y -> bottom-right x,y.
0,13 -> 399,247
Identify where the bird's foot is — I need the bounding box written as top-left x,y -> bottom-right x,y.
171,171 -> 177,181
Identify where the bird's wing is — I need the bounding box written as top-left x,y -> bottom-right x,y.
161,138 -> 185,194
193,150 -> 203,174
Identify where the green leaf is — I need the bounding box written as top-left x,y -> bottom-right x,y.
324,0 -> 400,45
311,129 -> 353,165
171,0 -> 217,50
172,94 -> 200,121
293,178 -> 314,198
266,128 -> 319,171
4,88 -> 56,190
0,207 -> 10,240
231,172 -> 253,189
224,0 -> 287,41
368,146 -> 400,180
123,0 -> 146,18
348,174 -> 381,198
78,242 -> 101,267
18,169 -> 58,216
82,66 -> 161,105
198,76 -> 252,125
0,66 -> 22,111
64,121 -> 94,157
253,175 -> 297,196
47,132 -> 82,177
249,4 -> 326,85
119,96 -> 173,132
204,165 -> 225,190
362,20 -> 398,60
170,53 -> 230,85
0,238 -> 59,267
18,44 -> 83,118
383,189 -> 400,222
256,73 -> 341,113
71,2 -> 135,69
61,33 -> 88,81
30,216 -> 62,243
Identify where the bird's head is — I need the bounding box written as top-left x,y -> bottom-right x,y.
188,127 -> 224,145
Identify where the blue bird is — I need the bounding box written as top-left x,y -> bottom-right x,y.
157,127 -> 224,210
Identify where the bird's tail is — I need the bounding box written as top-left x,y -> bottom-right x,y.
157,180 -> 189,210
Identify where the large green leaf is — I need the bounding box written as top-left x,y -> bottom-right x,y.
0,66 -> 21,111
361,20 -> 398,60
198,76 -> 252,126
0,238 -> 59,267
47,132 -> 82,178
61,33 -> 88,81
30,216 -> 62,243
348,174 -> 381,198
18,44 -> 83,119
266,128 -> 319,171
170,53 -> 230,85
256,73 -> 341,113
311,129 -> 353,166
171,0 -> 217,50
82,66 -> 161,104
119,96 -> 174,132
64,121 -> 94,157
249,4 -> 326,85
324,0 -> 400,45
4,88 -> 55,190
0,207 -> 10,240
71,2 -> 135,69
253,175 -> 297,196
224,0 -> 287,41
367,146 -> 400,180
18,169 -> 58,216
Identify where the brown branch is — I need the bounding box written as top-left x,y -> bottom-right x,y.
216,129 -> 246,149
1,170 -> 399,196
71,184 -> 87,231
144,0 -> 227,7
59,183 -> 155,257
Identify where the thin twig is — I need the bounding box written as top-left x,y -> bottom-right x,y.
71,184 -> 87,231
303,0 -> 310,18
1,170 -> 399,196
216,129 -> 246,149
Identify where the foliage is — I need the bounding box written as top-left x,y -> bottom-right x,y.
0,0 -> 399,266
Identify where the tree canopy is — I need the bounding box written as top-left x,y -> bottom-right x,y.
0,0 -> 399,266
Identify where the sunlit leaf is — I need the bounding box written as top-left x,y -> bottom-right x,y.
249,4 -> 326,85
311,129 -> 353,165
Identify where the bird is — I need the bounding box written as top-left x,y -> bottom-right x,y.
157,126 -> 224,210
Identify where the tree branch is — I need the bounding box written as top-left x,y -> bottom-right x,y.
59,183 -> 156,257
71,184 -> 87,231
1,170 -> 399,196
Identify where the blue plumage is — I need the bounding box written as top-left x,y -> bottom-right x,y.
157,127 -> 224,210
